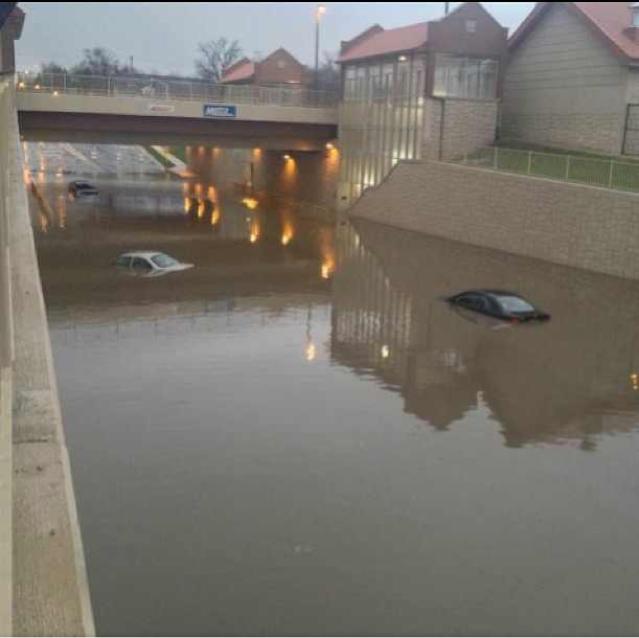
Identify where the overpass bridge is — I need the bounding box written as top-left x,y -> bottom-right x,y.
16,73 -> 338,149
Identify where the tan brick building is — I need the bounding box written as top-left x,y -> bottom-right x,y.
221,48 -> 309,87
337,2 -> 507,209
502,2 -> 639,156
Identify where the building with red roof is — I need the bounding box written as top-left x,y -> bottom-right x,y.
221,48 -> 309,87
502,2 -> 639,155
336,2 -> 507,209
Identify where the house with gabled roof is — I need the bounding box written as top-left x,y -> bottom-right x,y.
336,2 -> 508,208
221,48 -> 309,87
502,2 -> 639,155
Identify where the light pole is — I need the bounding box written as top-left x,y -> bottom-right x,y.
314,4 -> 326,90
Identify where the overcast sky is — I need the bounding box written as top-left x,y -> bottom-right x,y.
16,2 -> 534,75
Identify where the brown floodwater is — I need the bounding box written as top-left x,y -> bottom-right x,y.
32,168 -> 639,636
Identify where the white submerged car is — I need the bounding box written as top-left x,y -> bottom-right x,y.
114,252 -> 194,277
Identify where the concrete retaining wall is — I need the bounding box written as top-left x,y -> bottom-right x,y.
349,159 -> 639,280
2,83 -> 95,636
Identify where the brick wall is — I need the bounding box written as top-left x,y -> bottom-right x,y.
422,98 -> 499,160
255,50 -> 307,86
500,112 -> 625,156
349,159 -> 639,280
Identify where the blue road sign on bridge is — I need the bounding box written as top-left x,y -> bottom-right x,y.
203,104 -> 238,119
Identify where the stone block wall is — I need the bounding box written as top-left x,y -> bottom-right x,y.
500,112 -> 625,156
350,159 -> 639,280
422,97 -> 499,161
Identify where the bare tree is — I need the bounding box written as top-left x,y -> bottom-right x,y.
195,38 -> 242,82
313,52 -> 339,91
71,47 -> 120,76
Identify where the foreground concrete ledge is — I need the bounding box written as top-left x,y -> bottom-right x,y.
0,366 -> 11,636
7,94 -> 95,636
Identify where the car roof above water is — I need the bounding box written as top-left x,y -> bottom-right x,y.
459,289 -> 523,299
119,251 -> 165,260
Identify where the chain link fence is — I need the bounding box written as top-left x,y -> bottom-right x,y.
460,147 -> 639,193
15,72 -> 338,109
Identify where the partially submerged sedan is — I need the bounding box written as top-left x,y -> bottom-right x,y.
68,180 -> 99,198
114,252 -> 193,277
446,290 -> 550,323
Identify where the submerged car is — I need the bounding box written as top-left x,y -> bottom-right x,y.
68,180 -> 99,197
114,252 -> 193,277
446,290 -> 550,323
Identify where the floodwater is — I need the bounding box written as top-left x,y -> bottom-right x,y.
31,147 -> 639,636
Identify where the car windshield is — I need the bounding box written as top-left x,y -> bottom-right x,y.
75,182 -> 92,188
496,295 -> 535,314
151,254 -> 178,268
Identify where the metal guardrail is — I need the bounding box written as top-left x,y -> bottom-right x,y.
15,72 -> 338,109
0,78 -> 14,369
460,146 -> 639,193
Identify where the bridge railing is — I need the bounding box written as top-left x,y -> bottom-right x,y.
15,72 -> 338,109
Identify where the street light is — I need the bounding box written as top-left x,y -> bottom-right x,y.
314,4 -> 326,90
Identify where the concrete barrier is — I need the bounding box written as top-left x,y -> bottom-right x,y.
1,79 -> 95,636
0,76 -> 14,638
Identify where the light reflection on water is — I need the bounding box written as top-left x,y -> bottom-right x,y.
32,173 -> 639,636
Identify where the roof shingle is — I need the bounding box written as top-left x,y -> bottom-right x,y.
338,22 -> 429,63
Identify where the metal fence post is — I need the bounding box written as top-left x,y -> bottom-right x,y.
608,160 -> 615,188
565,155 -> 571,180
494,146 -> 498,169
527,150 -> 532,175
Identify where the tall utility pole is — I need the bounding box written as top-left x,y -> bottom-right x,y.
445,2 -> 450,14
314,4 -> 326,90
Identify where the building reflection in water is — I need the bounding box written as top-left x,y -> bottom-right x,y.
331,219 -> 639,449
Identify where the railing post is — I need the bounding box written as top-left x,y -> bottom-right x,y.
608,160 -> 615,189
565,155 -> 571,180
527,150 -> 532,175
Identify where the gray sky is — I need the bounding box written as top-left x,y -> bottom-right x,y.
17,2 -> 534,75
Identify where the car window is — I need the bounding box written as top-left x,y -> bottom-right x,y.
150,254 -> 178,268
496,296 -> 535,314
115,255 -> 131,268
132,257 -> 152,271
457,294 -> 481,310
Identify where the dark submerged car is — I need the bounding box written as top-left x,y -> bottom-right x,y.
446,290 -> 550,323
68,180 -> 99,197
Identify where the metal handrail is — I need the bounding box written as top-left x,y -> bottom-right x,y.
459,146 -> 639,192
15,72 -> 338,109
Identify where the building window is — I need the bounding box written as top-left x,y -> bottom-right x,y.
433,54 -> 498,99
465,19 -> 477,33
